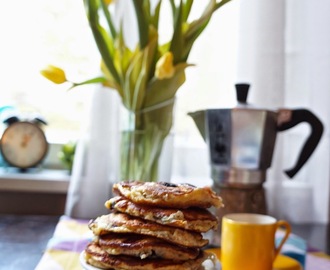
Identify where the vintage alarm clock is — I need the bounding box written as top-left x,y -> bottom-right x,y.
0,114 -> 48,169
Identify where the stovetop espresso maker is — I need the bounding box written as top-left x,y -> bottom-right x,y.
189,83 -> 323,243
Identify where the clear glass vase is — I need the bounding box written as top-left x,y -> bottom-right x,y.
120,98 -> 175,182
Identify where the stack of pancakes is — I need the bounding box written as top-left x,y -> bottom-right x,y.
84,181 -> 223,270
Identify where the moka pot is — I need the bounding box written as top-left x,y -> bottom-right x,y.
188,84 -> 323,187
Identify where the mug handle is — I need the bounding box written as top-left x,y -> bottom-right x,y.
274,220 -> 291,259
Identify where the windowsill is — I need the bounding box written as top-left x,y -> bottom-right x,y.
0,168 -> 70,194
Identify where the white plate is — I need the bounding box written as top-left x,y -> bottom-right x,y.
80,251 -> 98,270
79,251 -> 221,270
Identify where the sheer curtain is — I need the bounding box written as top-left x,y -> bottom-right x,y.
237,0 -> 330,223
64,86 -> 120,219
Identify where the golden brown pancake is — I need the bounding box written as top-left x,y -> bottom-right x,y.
98,233 -> 199,260
88,212 -> 208,248
105,196 -> 218,232
112,181 -> 223,209
85,242 -> 212,270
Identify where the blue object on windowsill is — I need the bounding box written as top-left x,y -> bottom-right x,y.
0,105 -> 17,167
276,229 -> 307,269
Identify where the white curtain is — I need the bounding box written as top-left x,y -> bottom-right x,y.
237,0 -> 330,223
64,86 -> 120,219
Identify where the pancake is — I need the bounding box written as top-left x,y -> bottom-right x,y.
85,242 -> 212,270
88,212 -> 208,248
105,196 -> 218,232
112,181 -> 223,209
98,233 -> 199,260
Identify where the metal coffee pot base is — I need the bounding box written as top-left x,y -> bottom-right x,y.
212,167 -> 267,187
208,184 -> 267,247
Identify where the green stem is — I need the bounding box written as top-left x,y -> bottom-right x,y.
215,0 -> 233,11
133,0 -> 149,49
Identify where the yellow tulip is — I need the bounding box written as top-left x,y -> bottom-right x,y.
155,52 -> 175,80
103,0 -> 114,6
40,65 -> 67,84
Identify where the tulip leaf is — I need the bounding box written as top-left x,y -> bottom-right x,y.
84,0 -> 120,84
182,0 -> 216,60
68,77 -> 107,90
215,0 -> 233,11
132,56 -> 148,111
142,100 -> 174,136
133,0 -> 149,49
100,0 -> 117,39
144,63 -> 192,107
101,60 -> 121,92
170,0 -> 184,64
182,0 -> 194,22
151,0 -> 162,30
169,0 -> 176,16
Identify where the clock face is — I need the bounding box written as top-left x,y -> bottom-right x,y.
0,121 -> 48,168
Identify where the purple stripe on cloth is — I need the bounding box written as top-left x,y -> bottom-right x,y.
307,247 -> 321,253
50,238 -> 91,253
60,215 -> 90,224
306,253 -> 330,270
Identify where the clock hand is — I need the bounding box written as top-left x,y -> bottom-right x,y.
21,134 -> 31,148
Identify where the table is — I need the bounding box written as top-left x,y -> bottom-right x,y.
0,214 -> 329,270
0,215 -> 60,270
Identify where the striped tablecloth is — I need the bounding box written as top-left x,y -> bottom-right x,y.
35,216 -> 330,270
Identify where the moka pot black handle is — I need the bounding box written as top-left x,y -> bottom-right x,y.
277,109 -> 324,178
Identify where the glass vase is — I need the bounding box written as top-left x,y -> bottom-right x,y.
120,98 -> 175,182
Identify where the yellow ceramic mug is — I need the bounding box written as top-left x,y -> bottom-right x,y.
221,213 -> 291,270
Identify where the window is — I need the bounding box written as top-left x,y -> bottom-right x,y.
0,0 -> 99,143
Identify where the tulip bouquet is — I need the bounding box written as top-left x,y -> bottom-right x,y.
41,0 -> 233,181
